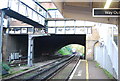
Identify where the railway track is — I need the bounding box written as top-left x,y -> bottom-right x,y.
48,54 -> 80,81
3,55 -> 78,81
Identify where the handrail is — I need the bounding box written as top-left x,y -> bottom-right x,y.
7,26 -> 47,35
6,0 -> 51,26
8,27 -> 33,28
8,0 -> 50,18
32,0 -> 47,12
7,27 -> 34,34
32,0 -> 51,18
104,38 -> 118,78
19,0 -> 46,18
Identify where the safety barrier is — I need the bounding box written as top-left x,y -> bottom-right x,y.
6,27 -> 46,35
94,38 -> 118,79
46,20 -> 93,34
7,0 -> 51,25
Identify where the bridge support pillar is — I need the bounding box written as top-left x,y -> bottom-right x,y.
27,34 -> 49,67
0,11 -> 5,76
27,35 -> 34,67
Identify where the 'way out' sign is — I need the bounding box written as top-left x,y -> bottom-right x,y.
93,8 -> 120,17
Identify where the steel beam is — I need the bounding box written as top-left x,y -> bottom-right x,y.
27,34 -> 50,67
64,20 -> 66,34
27,35 -> 34,67
0,11 -> 5,78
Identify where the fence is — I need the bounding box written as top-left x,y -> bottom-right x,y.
7,27 -> 45,34
94,38 -> 118,79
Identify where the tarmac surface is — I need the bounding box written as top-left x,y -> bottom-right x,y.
51,59 -> 110,80
88,60 -> 108,79
3,59 -> 114,81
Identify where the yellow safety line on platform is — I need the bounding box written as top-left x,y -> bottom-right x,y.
86,60 -> 89,80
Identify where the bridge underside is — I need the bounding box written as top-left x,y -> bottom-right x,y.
34,34 -> 86,60
2,8 -> 44,28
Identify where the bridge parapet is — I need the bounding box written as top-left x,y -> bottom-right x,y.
6,26 -> 45,35
45,19 -> 93,34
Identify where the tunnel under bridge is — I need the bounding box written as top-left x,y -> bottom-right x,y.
33,34 -> 86,61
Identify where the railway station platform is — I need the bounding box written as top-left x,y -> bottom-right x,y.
70,60 -> 110,79
0,0 -> 119,81
51,60 -> 115,80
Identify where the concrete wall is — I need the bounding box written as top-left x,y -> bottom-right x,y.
52,2 -> 118,24
5,35 -> 28,61
52,0 -> 63,14
34,34 -> 86,59
62,5 -> 118,25
86,26 -> 100,60
86,40 -> 97,60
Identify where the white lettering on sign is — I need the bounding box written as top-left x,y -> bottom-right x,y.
93,8 -> 120,17
105,11 -> 120,15
113,11 -> 118,14
105,11 -> 113,15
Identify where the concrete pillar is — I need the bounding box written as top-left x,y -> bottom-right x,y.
27,35 -> 34,67
0,11 -> 4,77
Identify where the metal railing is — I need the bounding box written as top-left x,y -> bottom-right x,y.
46,20 -> 93,34
94,24 -> 118,79
94,37 -> 118,79
7,27 -> 34,34
7,27 -> 45,34
47,9 -> 63,18
107,38 -> 118,78
104,40 -> 118,78
7,0 -> 51,26
47,26 -> 92,34
32,0 -> 51,18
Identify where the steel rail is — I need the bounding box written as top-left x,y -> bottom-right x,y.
24,55 -> 75,81
3,57 -> 68,81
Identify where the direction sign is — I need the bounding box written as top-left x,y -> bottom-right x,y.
93,8 -> 120,17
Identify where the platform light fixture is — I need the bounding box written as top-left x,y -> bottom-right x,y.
104,0 -> 112,9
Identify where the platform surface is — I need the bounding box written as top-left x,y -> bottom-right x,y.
69,60 -> 109,80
